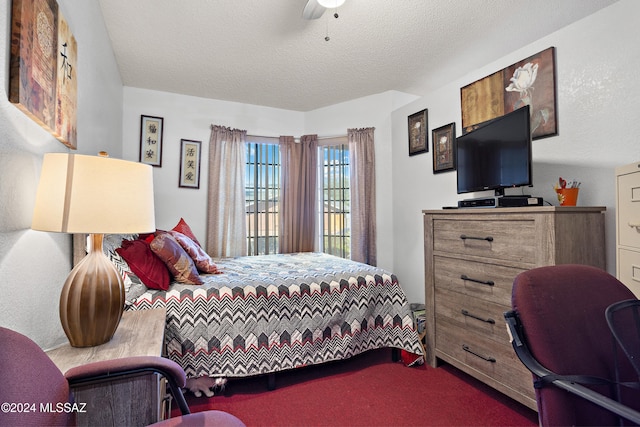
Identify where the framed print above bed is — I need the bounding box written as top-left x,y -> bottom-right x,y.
179,139 -> 201,189
139,115 -> 164,167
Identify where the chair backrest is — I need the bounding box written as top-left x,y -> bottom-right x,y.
512,264 -> 639,426
0,327 -> 73,427
607,299 -> 640,379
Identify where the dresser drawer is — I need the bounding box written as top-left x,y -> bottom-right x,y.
435,288 -> 510,345
433,219 -> 535,263
434,255 -> 524,306
617,171 -> 640,249
435,320 -> 534,398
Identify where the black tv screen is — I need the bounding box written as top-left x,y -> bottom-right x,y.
456,105 -> 532,196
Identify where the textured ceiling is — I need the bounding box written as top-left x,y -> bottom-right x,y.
98,0 -> 618,112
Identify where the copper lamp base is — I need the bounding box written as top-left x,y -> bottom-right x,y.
59,234 -> 125,347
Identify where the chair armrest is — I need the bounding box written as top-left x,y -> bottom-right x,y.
64,356 -> 190,415
504,310 -> 640,425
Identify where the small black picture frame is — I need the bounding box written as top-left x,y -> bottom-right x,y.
179,139 -> 202,189
139,115 -> 164,167
408,109 -> 428,156
432,122 -> 456,173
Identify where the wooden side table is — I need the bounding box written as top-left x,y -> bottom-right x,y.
47,308 -> 168,427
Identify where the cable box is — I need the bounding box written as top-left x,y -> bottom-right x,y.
498,196 -> 543,207
458,196 -> 543,208
458,197 -> 498,208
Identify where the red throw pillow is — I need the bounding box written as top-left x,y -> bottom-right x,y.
150,232 -> 203,285
116,239 -> 170,290
172,218 -> 202,248
170,231 -> 221,274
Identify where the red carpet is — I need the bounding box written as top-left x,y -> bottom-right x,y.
175,348 -> 538,426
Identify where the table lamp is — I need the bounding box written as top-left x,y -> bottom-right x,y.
32,152 -> 155,347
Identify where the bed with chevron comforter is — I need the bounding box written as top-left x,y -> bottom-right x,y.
125,252 -> 422,378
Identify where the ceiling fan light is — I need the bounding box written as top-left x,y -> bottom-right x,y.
317,0 -> 346,8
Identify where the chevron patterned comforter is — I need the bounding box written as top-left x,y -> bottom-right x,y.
126,252 -> 423,378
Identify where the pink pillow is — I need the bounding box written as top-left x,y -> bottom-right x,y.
172,218 -> 202,248
150,232 -> 203,285
115,239 -> 170,290
169,231 -> 221,274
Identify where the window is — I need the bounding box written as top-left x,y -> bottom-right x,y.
318,143 -> 350,258
245,140 -> 280,255
244,136 -> 350,258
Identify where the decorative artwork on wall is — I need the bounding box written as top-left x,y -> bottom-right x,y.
408,108 -> 428,156
179,139 -> 201,189
432,122 -> 456,173
460,47 -> 557,140
460,71 -> 504,134
139,115 -> 164,167
54,10 -> 77,147
9,0 -> 78,149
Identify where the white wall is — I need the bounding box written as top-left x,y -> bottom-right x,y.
122,88 -> 306,242
392,0 -> 640,304
0,0 -> 123,349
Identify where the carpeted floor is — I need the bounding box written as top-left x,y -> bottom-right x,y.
175,348 -> 538,426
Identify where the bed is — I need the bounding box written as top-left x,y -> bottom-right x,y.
104,234 -> 423,379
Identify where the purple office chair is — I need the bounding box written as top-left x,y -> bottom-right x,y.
504,264 -> 640,426
0,326 -> 245,427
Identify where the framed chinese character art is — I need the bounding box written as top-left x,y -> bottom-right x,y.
179,139 -> 201,189
139,115 -> 164,167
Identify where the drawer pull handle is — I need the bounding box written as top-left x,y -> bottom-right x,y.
460,274 -> 495,287
462,344 -> 496,363
461,309 -> 495,324
460,234 -> 494,242
629,222 -> 640,229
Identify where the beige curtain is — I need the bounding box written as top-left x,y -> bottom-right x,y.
206,125 -> 247,257
349,127 -> 376,265
279,135 -> 318,253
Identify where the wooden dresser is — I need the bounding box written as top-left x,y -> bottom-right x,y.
423,206 -> 606,410
47,308 -> 169,427
616,161 -> 640,296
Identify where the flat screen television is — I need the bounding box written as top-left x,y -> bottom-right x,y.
456,105 -> 532,197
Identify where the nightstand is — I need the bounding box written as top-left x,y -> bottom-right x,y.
47,308 -> 168,426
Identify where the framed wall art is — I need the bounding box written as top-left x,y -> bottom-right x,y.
179,139 -> 201,189
432,122 -> 456,173
460,47 -> 557,140
9,0 -> 78,149
460,70 -> 504,134
408,109 -> 428,156
139,115 -> 164,167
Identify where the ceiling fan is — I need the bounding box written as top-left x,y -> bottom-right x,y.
302,0 -> 346,20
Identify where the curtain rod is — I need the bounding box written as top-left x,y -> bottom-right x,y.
247,134 -> 347,140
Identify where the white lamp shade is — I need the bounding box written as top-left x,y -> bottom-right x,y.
32,153 -> 156,234
317,0 -> 346,8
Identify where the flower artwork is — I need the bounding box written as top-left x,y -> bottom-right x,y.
503,47 -> 557,139
505,61 -> 551,136
506,62 -> 538,107
461,47 -> 557,140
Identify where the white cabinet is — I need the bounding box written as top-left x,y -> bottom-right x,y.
616,162 -> 640,296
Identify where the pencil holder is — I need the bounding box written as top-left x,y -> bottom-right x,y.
555,188 -> 579,206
